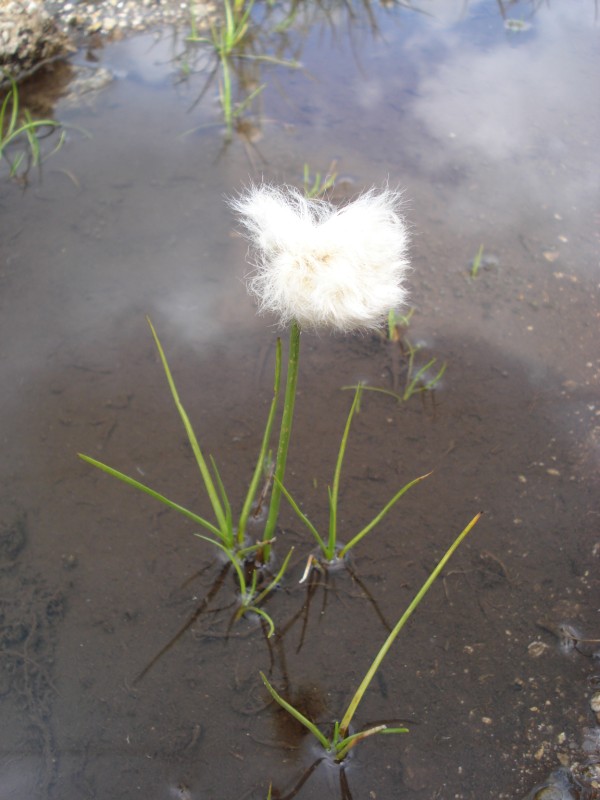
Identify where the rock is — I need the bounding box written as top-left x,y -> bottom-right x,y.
0,0 -> 75,80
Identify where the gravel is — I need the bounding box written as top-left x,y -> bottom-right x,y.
44,0 -> 216,38
0,0 -> 215,81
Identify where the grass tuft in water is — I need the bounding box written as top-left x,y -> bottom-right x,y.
189,0 -> 255,57
79,318 -> 291,635
278,383 -> 430,569
261,512 -> 481,761
345,307 -> 446,404
302,161 -> 337,198
0,72 -> 64,180
188,0 -> 298,139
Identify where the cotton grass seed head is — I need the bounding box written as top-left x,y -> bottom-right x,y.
231,183 -> 410,333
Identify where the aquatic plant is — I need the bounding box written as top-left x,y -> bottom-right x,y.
80,318 -> 290,635
218,54 -> 265,138
189,0 -> 255,58
261,512 -> 481,762
81,185 -> 410,631
387,306 -> 414,341
277,383 -> 430,568
470,243 -> 485,278
0,72 -> 64,179
346,306 -> 446,404
232,183 -> 410,557
302,161 -> 337,198
187,0 -> 298,139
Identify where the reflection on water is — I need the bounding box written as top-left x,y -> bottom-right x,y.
0,1 -> 598,798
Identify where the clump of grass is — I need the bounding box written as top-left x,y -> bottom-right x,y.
302,161 -> 337,198
79,318 -> 291,635
261,512 -> 481,761
189,0 -> 255,57
345,308 -> 447,404
398,338 -> 447,402
278,384 -> 430,569
387,306 -> 414,341
187,0 -> 298,139
0,72 -> 64,179
470,244 -> 485,278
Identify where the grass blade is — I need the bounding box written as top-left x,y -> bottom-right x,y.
339,472 -> 431,557
275,476 -> 327,555
403,357 -> 436,401
424,361 -> 447,391
146,317 -> 227,534
237,338 -> 282,543
79,453 -> 223,538
263,321 -> 301,556
209,454 -> 233,546
329,384 -> 362,558
253,546 -> 294,607
194,533 -> 248,595
260,672 -> 330,749
239,605 -> 276,637
339,512 -> 481,736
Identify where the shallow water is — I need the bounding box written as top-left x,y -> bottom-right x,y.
0,1 -> 599,798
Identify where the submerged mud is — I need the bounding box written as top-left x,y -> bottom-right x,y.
0,2 -> 598,798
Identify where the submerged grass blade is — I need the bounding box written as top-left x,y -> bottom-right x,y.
342,384 -> 404,404
339,512 -> 482,737
260,672 -> 330,749
424,360 -> 447,391
239,604 -> 276,637
78,454 -> 223,539
339,472 -> 431,557
403,357 -> 436,400
146,317 -> 228,534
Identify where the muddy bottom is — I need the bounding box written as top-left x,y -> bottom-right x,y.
0,1 -> 599,798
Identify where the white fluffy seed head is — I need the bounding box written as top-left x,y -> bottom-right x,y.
231,183 -> 410,333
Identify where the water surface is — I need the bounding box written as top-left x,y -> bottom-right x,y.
0,2 -> 598,798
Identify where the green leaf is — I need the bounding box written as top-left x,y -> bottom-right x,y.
79,453 -> 222,538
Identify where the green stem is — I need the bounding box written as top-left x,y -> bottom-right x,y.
328,384 -> 363,559
262,321 -> 301,558
237,338 -> 282,545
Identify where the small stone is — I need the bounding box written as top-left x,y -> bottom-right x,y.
528,641 -> 550,658
543,250 -> 560,262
